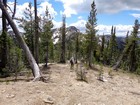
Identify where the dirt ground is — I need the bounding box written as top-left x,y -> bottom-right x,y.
0,63 -> 140,105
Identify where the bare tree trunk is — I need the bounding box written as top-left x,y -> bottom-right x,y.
113,43 -> 132,70
45,41 -> 49,68
2,0 -> 6,31
34,0 -> 39,64
1,0 -> 7,70
113,54 -> 123,70
0,1 -> 41,81
75,32 -> 79,63
88,33 -> 94,68
12,0 -> 16,19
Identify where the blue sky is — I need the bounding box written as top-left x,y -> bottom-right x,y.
7,0 -> 140,36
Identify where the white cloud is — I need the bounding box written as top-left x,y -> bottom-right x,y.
0,1 -> 57,19
0,1 -> 58,31
55,0 -> 92,17
7,1 -> 57,19
78,16 -> 83,20
131,14 -> 140,18
52,20 -> 62,28
56,0 -> 140,17
69,19 -> 87,32
38,0 -> 49,2
97,0 -> 140,14
7,2 -> 29,19
70,19 -> 133,36
97,25 -> 133,36
38,1 -> 57,18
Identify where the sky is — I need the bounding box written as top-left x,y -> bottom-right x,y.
3,0 -> 140,36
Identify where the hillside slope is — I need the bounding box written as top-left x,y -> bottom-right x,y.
0,64 -> 140,105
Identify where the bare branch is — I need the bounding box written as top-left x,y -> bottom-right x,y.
12,0 -> 17,19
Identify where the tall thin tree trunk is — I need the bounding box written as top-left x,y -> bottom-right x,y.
45,41 -> 49,68
12,0 -> 16,19
88,33 -> 94,68
60,15 -> 66,63
34,0 -> 39,64
1,0 -> 7,69
0,1 -> 42,81
75,32 -> 79,63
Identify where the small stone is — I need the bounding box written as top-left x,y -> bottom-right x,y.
28,91 -> 33,94
6,94 -> 15,98
36,90 -> 42,93
43,95 -> 54,104
1,90 -> 5,93
74,103 -> 81,105
98,75 -> 108,82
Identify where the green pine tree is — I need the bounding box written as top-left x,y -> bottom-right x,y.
40,6 -> 53,67
0,31 -> 8,73
21,2 -> 34,56
85,0 -> 97,68
127,19 -> 139,72
108,26 -> 118,65
60,15 -> 66,63
113,19 -> 140,71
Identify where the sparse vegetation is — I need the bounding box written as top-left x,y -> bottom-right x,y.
0,0 -> 140,104
75,60 -> 88,83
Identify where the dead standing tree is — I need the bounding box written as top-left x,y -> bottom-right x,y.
0,1 -> 45,81
34,0 -> 39,64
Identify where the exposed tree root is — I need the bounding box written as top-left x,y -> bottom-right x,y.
32,76 -> 50,83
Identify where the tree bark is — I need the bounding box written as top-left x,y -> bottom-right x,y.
0,1 -> 41,81
112,54 -> 123,70
34,0 -> 39,64
45,41 -> 49,68
1,0 -> 7,70
75,32 -> 79,63
88,31 -> 94,68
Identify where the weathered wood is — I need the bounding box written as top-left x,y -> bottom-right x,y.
0,1 -> 41,81
113,41 -> 133,70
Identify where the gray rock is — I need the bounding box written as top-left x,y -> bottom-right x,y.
42,95 -> 54,104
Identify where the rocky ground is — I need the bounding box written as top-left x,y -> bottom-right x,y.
0,63 -> 140,105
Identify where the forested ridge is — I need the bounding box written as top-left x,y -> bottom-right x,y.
0,0 -> 140,78
0,0 -> 140,104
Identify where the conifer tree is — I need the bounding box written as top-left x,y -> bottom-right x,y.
125,31 -> 129,45
60,15 -> 66,63
21,2 -> 34,56
85,0 -> 97,68
113,19 -> 139,71
0,1 -> 43,81
0,0 -> 7,70
101,34 -> 105,53
127,20 -> 139,71
108,26 -> 118,65
100,34 -> 105,63
41,7 -> 53,67
121,31 -> 130,70
0,31 -> 8,71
